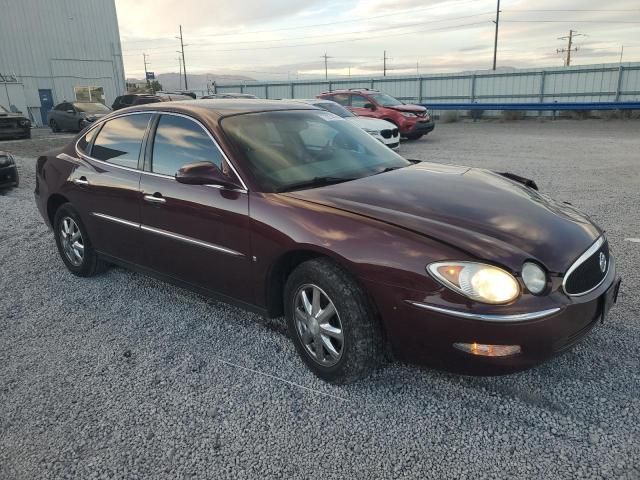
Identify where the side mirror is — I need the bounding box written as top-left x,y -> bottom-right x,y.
175,161 -> 241,189
363,103 -> 375,110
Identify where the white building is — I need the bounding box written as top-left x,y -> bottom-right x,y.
0,0 -> 125,126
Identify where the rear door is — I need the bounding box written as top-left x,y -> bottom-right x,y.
138,112 -> 252,303
72,112 -> 153,264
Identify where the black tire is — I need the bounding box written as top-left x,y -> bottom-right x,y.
53,203 -> 107,277
284,258 -> 383,383
25,130 -> 31,139
49,119 -> 59,133
13,169 -> 19,188
405,133 -> 424,140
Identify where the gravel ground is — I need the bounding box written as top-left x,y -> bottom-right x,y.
1,121 -> 639,479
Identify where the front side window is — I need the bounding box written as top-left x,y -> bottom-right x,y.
91,114 -> 152,168
151,114 -> 224,176
221,110 -> 409,193
350,95 -> 370,108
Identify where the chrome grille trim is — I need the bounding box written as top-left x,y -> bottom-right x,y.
562,236 -> 608,297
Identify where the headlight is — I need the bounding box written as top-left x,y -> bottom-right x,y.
401,112 -> 416,118
0,154 -> 15,166
363,128 -> 380,135
19,119 -> 30,127
522,262 -> 547,294
428,261 -> 520,304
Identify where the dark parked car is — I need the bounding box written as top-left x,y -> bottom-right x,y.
0,105 -> 31,140
0,151 -> 19,188
318,88 -> 434,140
201,93 -> 257,99
112,93 -> 193,110
34,100 -> 620,383
48,101 -> 111,133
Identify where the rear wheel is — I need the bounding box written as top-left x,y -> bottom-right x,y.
284,258 -> 383,383
49,119 -> 59,133
53,203 -> 107,277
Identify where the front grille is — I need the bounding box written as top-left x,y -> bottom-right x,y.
0,119 -> 18,128
381,129 -> 392,139
392,128 -> 399,137
564,239 -> 609,296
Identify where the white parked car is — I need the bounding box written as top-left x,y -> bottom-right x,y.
293,99 -> 400,150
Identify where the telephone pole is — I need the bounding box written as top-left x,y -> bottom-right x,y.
177,56 -> 183,89
492,0 -> 501,70
383,50 -> 388,76
557,30 -> 584,66
143,53 -> 150,88
322,52 -> 332,80
177,25 -> 188,89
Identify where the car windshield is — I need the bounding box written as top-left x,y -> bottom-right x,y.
74,102 -> 111,114
221,110 -> 410,193
314,102 -> 354,118
370,93 -> 403,107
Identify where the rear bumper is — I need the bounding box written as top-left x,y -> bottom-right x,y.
363,259 -> 620,375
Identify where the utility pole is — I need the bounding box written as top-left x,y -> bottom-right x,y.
416,61 -> 420,75
619,45 -> 624,63
322,52 -> 332,80
177,56 -> 183,89
557,30 -> 584,66
177,25 -> 188,89
143,53 -> 150,88
492,0 -> 501,70
383,50 -> 388,76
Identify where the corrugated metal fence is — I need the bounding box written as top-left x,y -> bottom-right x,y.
214,62 -> 640,114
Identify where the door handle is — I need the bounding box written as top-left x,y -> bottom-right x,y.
73,176 -> 89,186
144,193 -> 166,204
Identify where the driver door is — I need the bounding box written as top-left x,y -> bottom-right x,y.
139,113 -> 252,303
349,94 -> 377,118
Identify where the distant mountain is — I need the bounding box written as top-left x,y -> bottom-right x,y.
126,73 -> 256,93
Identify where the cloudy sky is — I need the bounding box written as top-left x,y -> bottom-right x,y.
115,0 -> 640,80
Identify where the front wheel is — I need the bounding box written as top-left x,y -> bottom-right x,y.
49,119 -> 59,133
284,258 -> 383,383
53,203 -> 107,277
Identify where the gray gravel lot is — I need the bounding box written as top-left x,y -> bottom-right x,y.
1,121 -> 639,479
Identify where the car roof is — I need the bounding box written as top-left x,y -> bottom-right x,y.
320,88 -> 380,94
128,99 -> 318,120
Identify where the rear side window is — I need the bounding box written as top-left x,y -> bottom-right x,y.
91,114 -> 152,168
151,114 -> 224,176
77,126 -> 100,154
351,95 -> 369,107
328,94 -> 349,106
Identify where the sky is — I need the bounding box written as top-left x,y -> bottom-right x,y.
115,0 -> 640,81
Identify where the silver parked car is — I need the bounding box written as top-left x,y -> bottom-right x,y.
47,101 -> 111,133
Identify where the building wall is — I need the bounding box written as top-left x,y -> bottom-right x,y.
0,0 -> 125,125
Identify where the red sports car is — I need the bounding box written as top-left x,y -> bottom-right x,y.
34,100 -> 620,383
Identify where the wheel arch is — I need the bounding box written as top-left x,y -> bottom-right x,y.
47,193 -> 70,226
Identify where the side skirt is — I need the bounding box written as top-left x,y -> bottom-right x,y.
98,252 -> 270,317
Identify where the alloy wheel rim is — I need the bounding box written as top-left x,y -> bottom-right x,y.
60,217 -> 84,266
294,284 -> 344,367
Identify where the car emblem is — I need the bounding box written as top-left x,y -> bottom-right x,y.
599,252 -> 607,273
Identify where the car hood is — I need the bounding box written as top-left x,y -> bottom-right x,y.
0,111 -> 26,119
285,162 -> 601,273
386,104 -> 426,114
346,116 -> 396,130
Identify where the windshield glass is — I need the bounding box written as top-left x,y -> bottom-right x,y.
73,102 -> 111,114
370,93 -> 403,107
221,110 -> 410,193
314,102 -> 354,118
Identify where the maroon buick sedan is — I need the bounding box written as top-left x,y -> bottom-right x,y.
34,100 -> 621,383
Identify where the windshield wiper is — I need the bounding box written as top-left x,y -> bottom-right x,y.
278,176 -> 355,192
371,165 -> 405,176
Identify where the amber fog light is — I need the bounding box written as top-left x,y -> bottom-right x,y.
453,342 -> 522,357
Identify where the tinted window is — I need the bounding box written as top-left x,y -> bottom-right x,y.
151,114 -> 224,176
77,126 -> 100,154
351,95 -> 369,108
92,114 -> 151,168
329,94 -> 349,106
55,103 -> 70,111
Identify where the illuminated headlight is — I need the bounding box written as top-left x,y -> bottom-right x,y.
522,262 -> 547,294
401,112 -> 416,118
363,128 -> 380,135
428,261 -> 520,304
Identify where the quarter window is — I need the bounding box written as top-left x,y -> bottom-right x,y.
91,114 -> 152,168
151,114 -> 224,176
77,126 -> 100,154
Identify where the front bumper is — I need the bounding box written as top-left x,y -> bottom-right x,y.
363,259 -> 620,375
405,119 -> 435,136
0,164 -> 19,188
0,127 -> 30,139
